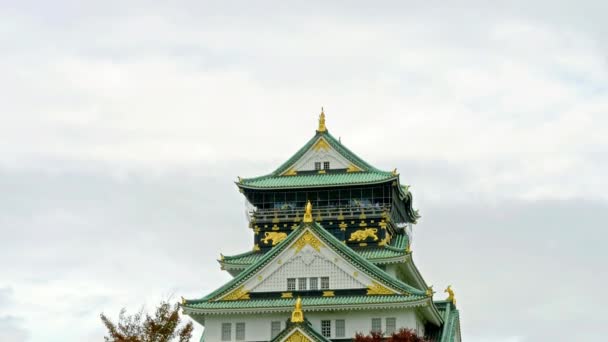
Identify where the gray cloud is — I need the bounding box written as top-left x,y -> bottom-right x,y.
1,1 -> 607,341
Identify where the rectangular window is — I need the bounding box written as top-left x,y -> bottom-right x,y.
287,278 -> 296,291
371,318 -> 382,333
321,320 -> 331,337
386,317 -> 396,335
309,277 -> 318,290
324,161 -> 330,170
335,319 -> 345,337
236,322 -> 245,341
221,323 -> 232,341
320,277 -> 330,289
315,162 -> 322,170
298,277 -> 307,291
271,321 -> 281,338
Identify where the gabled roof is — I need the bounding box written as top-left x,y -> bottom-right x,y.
270,319 -> 331,342
237,129 -> 397,190
220,233 -> 411,272
186,221 -> 425,304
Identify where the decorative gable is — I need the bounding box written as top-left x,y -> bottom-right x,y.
281,137 -> 360,174
225,227 -> 399,296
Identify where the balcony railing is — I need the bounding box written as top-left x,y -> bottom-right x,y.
249,204 -> 392,224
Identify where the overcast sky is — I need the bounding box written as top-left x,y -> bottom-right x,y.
1,1 -> 607,341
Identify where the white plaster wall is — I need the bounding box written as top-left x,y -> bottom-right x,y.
251,249 -> 365,292
291,141 -> 351,172
202,308 -> 425,341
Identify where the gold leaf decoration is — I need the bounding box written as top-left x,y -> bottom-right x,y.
220,286 -> 250,301
292,230 -> 323,253
285,330 -> 312,342
366,281 -> 395,295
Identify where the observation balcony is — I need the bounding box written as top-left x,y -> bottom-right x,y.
249,203 -> 392,225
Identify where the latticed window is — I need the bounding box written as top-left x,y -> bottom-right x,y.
309,277 -> 318,290
287,278 -> 296,291
271,321 -> 281,338
221,323 -> 232,341
320,277 -> 330,289
321,320 -> 331,337
371,318 -> 382,333
315,162 -> 321,170
323,161 -> 330,170
236,322 -> 245,340
386,317 -> 396,335
335,319 -> 345,337
298,277 -> 307,290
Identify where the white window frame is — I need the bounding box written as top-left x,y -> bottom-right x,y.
271,321 -> 281,338
335,319 -> 345,337
371,318 -> 382,333
321,320 -> 331,338
386,317 -> 396,335
287,278 -> 296,291
320,277 -> 330,289
309,277 -> 318,290
235,322 -> 245,341
298,277 -> 307,291
315,162 -> 322,170
221,322 -> 232,341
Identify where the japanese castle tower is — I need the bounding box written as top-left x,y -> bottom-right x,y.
183,110 -> 462,341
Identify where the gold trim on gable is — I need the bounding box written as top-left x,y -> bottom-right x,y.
293,230 -> 323,253
312,138 -> 331,151
346,163 -> 363,172
220,286 -> 250,301
366,281 -> 395,295
285,330 -> 312,342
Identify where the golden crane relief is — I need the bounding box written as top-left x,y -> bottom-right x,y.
317,107 -> 327,132
348,228 -> 379,242
303,201 -> 313,223
291,297 -> 304,323
445,285 -> 456,305
261,232 -> 288,246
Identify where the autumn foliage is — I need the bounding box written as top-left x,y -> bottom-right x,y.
100,300 -> 193,342
355,328 -> 430,342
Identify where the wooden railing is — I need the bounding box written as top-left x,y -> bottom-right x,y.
249,204 -> 392,224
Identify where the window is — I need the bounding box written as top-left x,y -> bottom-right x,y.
298,277 -> 307,291
287,278 -> 296,291
320,277 -> 330,289
386,317 -> 396,335
271,321 -> 281,338
309,277 -> 318,290
321,320 -> 331,337
335,319 -> 345,337
315,162 -> 321,170
236,323 -> 245,341
221,323 -> 232,341
371,318 -> 382,333
323,161 -> 330,170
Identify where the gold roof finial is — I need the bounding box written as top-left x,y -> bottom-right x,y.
303,201 -> 313,223
291,297 -> 304,323
317,107 -> 327,132
445,285 -> 456,305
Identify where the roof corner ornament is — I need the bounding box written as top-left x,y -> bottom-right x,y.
237,176 -> 243,183
445,285 -> 456,305
317,107 -> 327,132
291,297 -> 304,323
180,296 -> 186,305
303,201 -> 313,223
426,286 -> 435,297
392,168 -> 398,176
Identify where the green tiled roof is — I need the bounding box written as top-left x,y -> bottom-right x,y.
434,301 -> 461,342
271,319 -> 331,342
186,294 -> 427,311
185,221 -> 425,308
221,233 -> 410,269
238,130 -> 397,189
239,171 -> 396,189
